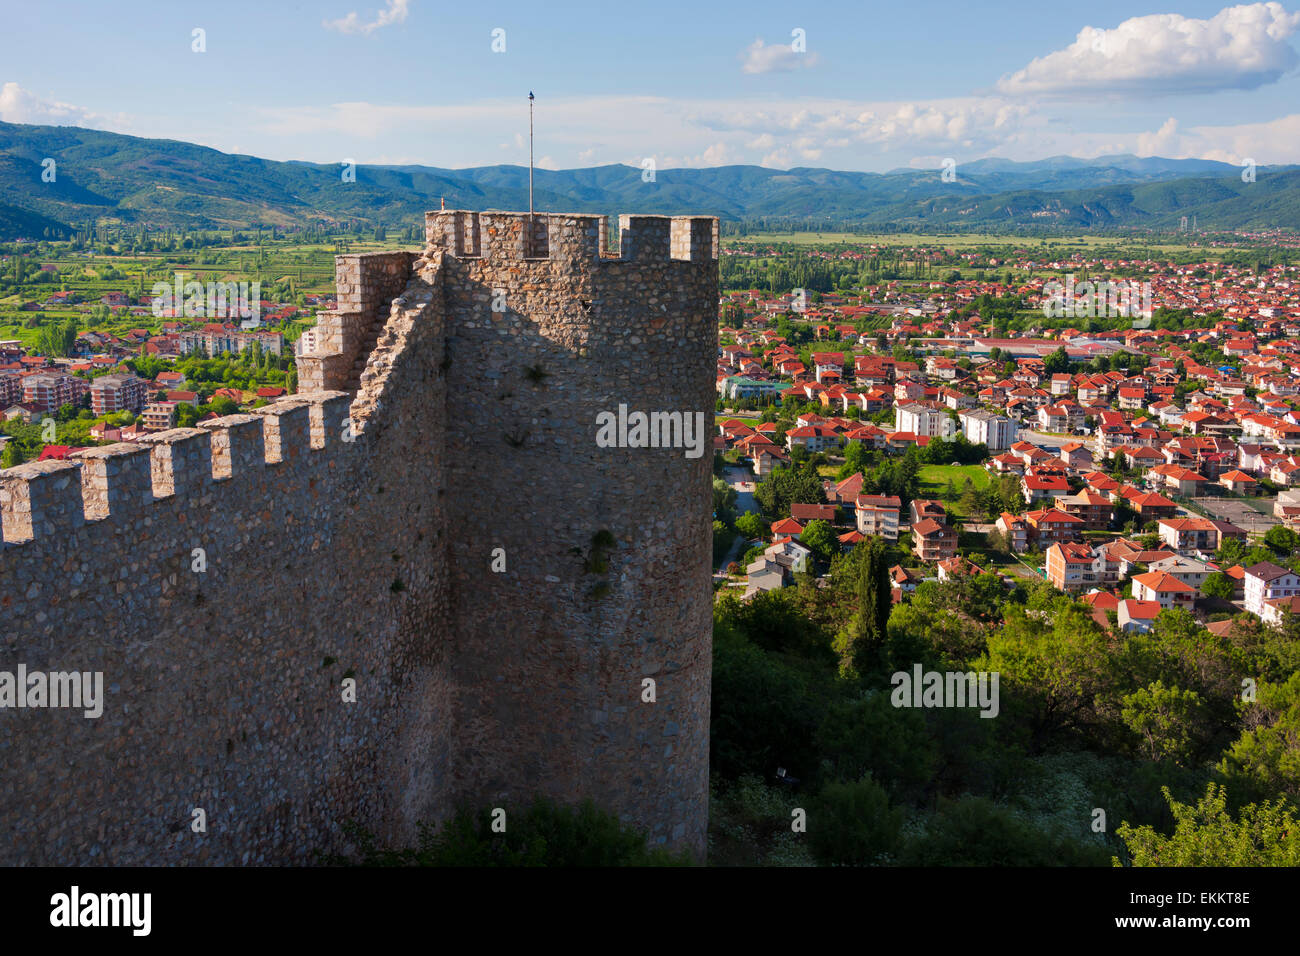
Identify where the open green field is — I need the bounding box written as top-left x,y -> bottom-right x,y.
728,231 -> 1207,252
917,464 -> 991,520
918,464 -> 991,491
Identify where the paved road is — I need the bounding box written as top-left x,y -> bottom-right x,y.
1016,428 -> 1089,450
723,464 -> 759,515
718,464 -> 761,571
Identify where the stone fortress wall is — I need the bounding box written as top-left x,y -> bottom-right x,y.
0,210 -> 718,864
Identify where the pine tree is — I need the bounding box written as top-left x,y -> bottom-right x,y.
838,536 -> 891,678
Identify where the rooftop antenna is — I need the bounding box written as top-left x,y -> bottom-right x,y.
528,91 -> 535,252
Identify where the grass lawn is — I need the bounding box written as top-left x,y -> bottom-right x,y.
917,464 -> 992,521
918,464 -> 990,495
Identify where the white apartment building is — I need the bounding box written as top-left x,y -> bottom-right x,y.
895,402 -> 947,438
855,494 -> 902,540
959,408 -> 1016,451
1243,561 -> 1300,619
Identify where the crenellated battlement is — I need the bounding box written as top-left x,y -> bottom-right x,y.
424,210 -> 718,264
0,208 -> 714,867
0,392 -> 353,553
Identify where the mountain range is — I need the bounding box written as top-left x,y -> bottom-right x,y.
1,121 -> 1298,238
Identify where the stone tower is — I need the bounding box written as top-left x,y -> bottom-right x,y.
0,210 -> 719,863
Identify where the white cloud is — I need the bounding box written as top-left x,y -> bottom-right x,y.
1135,112 -> 1300,164
0,81 -> 117,127
61,87 -> 1296,173
998,2 -> 1300,96
324,0 -> 410,35
761,148 -> 792,168
741,39 -> 819,74
250,94 -> 1042,169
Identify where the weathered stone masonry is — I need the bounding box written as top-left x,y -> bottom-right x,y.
0,210 -> 718,864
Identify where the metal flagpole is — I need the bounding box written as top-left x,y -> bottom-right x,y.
528,91 -> 535,253
529,91 -> 535,216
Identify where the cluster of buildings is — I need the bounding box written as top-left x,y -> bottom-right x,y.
2,344 -> 289,460
717,255 -> 1300,632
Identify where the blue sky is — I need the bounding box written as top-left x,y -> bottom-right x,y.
4,0 -> 1300,172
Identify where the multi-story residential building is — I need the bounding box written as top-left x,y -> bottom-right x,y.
855,494 -> 902,540
1126,491 -> 1179,521
822,472 -> 865,507
1055,490 -> 1111,530
1243,561 -> 1300,619
1046,541 -> 1103,592
910,498 -> 947,526
178,327 -> 283,357
89,373 -> 148,416
141,401 -> 179,431
959,408 -> 1016,451
1117,386 -> 1147,410
1057,441 -> 1094,473
1022,473 -> 1071,503
752,446 -> 788,476
1157,517 -> 1245,553
894,402 -> 947,438
1025,507 -> 1084,547
1037,403 -> 1079,432
1148,555 -> 1213,591
784,424 -> 842,453
912,518 -> 958,562
995,512 -> 1029,552
0,371 -> 21,408
21,372 -> 88,414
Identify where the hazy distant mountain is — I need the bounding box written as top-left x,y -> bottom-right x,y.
0,121 -> 1296,237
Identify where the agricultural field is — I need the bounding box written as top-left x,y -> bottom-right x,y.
0,235 -> 421,348
728,230 -> 1211,253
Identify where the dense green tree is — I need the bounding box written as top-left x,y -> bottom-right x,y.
1120,680 -> 1209,765
754,462 -> 824,519
1265,525 -> 1299,555
1201,572 -> 1236,601
900,796 -> 1110,866
807,775 -> 904,865
834,536 -> 892,678
734,511 -> 768,541
1116,784 -> 1300,866
712,477 -> 738,523
1217,672 -> 1300,804
800,519 -> 839,565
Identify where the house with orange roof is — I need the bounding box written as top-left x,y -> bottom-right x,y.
769,517 -> 805,539
1118,598 -> 1162,633
912,518 -> 957,562
1054,489 -> 1112,530
1219,469 -> 1258,495
1025,507 -> 1084,546
1131,570 -> 1196,610
1125,491 -> 1179,520
995,512 -> 1030,553
1021,473 -> 1070,503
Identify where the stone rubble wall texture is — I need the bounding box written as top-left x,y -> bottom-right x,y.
0,210 -> 717,864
